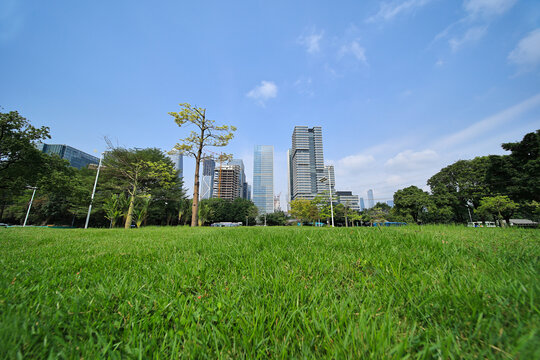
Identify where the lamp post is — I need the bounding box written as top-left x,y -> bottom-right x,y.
23,186 -> 37,227
85,154 -> 103,229
319,169 -> 334,228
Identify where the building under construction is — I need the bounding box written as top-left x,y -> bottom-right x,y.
212,164 -> 242,200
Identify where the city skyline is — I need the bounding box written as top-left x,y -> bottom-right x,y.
1,1 -> 539,204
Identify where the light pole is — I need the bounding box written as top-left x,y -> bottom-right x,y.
319,168 -> 334,228
23,186 -> 37,227
466,200 -> 473,223
85,154 -> 103,229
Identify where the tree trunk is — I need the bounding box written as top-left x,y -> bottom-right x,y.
125,184 -> 136,229
191,149 -> 203,227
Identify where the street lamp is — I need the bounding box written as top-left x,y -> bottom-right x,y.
319,169 -> 334,228
85,154 -> 104,229
23,186 -> 38,227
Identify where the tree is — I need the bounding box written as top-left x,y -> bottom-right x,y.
0,111 -> 51,219
289,199 -> 318,224
0,111 -> 50,176
103,147 -> 176,229
393,186 -> 431,224
103,193 -> 125,228
476,196 -> 518,226
427,157 -> 490,222
169,104 -> 236,227
264,211 -> 289,226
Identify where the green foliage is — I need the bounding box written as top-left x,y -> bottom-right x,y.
289,199 -> 318,224
103,194 -> 125,228
197,198 -> 258,225
393,186 -> 431,223
263,211 -> 289,226
0,110 -> 50,177
428,157 -> 490,223
476,196 -> 518,225
133,195 -> 151,228
103,147 -> 177,229
1,226 -> 539,358
169,103 -> 236,227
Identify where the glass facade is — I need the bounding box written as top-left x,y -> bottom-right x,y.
39,144 -> 99,169
201,159 -> 215,199
253,145 -> 274,214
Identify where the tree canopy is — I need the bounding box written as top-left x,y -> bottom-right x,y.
169,103 -> 236,227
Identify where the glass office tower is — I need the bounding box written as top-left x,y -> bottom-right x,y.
253,145 -> 274,214
289,126 -> 324,201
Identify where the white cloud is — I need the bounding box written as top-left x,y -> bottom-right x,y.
437,92 -> 540,149
385,149 -> 439,171
449,26 -> 487,51
464,0 -> 517,18
298,30 -> 324,54
339,41 -> 368,64
246,81 -> 278,105
508,29 -> 540,69
435,59 -> 444,67
367,0 -> 432,23
335,154 -> 375,175
433,0 -> 515,51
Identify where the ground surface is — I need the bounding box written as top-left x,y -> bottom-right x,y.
0,226 -> 539,359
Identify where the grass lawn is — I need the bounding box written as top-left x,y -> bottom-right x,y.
0,225 -> 539,359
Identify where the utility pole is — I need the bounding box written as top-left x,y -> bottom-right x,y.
328,166 -> 334,228
23,186 -> 37,227
85,155 -> 103,229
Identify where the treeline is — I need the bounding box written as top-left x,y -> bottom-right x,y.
1,111 -> 189,227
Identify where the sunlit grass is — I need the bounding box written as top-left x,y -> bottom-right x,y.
1,226 -> 539,358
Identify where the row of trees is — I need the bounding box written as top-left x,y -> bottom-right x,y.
393,130 -> 539,224
0,111 -> 190,227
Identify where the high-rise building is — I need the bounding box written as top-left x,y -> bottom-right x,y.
37,143 -> 99,169
386,200 -> 394,208
200,159 -> 215,199
359,197 -> 365,211
336,191 -> 360,211
167,152 -> 183,178
367,189 -> 375,209
253,145 -> 274,214
212,164 -> 241,200
274,195 -> 281,212
229,159 -> 249,199
289,126 -> 325,201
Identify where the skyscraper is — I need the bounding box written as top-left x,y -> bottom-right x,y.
289,126 -> 325,201
229,159 -> 249,199
253,145 -> 274,214
200,159 -> 215,199
359,197 -> 365,211
167,152 -> 183,179
367,189 -> 375,209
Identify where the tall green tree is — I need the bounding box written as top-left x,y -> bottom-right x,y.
393,186 -> 431,224
169,103 -> 236,227
427,157 -> 490,222
103,147 -> 176,229
0,111 -> 50,219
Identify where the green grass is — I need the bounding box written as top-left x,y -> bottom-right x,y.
0,226 -> 539,359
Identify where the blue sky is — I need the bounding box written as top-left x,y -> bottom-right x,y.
1,0 -> 540,205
